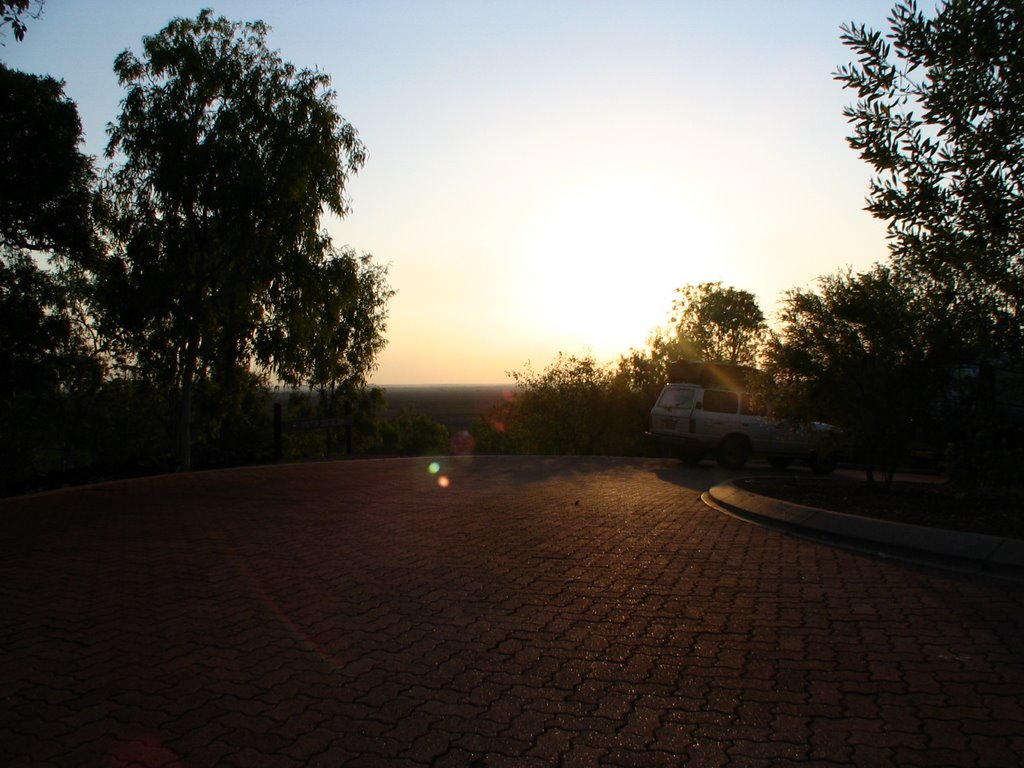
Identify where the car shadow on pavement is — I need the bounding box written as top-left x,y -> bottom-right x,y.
651,457 -> 801,493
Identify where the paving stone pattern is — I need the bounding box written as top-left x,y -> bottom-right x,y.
2,456 -> 1023,767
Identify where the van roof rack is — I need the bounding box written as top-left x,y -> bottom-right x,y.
666,360 -> 757,391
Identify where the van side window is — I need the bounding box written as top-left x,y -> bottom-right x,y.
740,393 -> 768,416
703,389 -> 738,414
657,388 -> 695,409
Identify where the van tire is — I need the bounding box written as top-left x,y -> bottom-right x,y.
716,436 -> 750,469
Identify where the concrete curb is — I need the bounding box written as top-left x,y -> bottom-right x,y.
705,479 -> 1024,574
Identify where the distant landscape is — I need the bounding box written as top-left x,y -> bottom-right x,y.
378,385 -> 513,433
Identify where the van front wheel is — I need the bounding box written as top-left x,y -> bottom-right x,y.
716,436 -> 750,469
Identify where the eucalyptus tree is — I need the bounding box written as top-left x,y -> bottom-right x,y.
267,242 -> 393,408
102,11 -> 385,470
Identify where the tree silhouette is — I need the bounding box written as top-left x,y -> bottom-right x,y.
102,11 -> 382,470
1,63 -> 101,490
0,63 -> 98,262
268,244 -> 393,413
1,1 -> 43,43
0,63 -> 99,398
836,0 -> 1024,359
767,266 -> 929,484
664,282 -> 767,367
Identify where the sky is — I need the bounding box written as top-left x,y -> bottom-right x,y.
4,0 -> 910,385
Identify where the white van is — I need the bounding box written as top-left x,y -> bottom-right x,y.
647,362 -> 839,472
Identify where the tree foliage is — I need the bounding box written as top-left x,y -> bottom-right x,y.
663,281 -> 767,367
481,353 -> 648,456
835,0 -> 1024,358
616,282 -> 768,400
0,251 -> 96,398
268,244 -> 393,399
766,266 -> 930,483
0,63 -> 105,492
0,64 -> 100,401
506,354 -> 611,455
102,10 -> 386,469
0,63 -> 99,262
0,1 -> 42,43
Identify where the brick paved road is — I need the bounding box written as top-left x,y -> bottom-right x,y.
2,456 -> 1023,767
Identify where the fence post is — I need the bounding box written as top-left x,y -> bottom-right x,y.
345,400 -> 353,455
273,402 -> 282,462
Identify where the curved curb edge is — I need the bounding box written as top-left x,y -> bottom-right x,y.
705,479 -> 1024,575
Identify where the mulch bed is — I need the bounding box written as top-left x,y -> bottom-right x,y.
738,475 -> 1024,541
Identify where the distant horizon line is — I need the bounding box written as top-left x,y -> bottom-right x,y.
272,382 -> 515,390
370,382 -> 514,389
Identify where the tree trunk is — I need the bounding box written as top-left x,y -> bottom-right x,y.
176,338 -> 199,472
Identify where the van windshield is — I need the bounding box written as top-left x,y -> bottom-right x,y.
657,388 -> 695,409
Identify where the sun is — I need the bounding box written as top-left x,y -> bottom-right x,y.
514,174 -> 733,360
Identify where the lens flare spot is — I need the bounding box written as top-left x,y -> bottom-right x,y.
428,461 -> 441,475
437,475 -> 450,489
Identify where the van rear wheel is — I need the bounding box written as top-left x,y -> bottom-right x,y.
716,436 -> 750,469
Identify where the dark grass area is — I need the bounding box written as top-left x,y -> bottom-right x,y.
739,475 -> 1024,540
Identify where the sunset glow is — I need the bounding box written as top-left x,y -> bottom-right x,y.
515,174 -> 733,359
5,0 -> 897,384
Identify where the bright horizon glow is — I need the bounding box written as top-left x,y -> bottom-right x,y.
513,173 -> 733,360
4,0 -> 902,385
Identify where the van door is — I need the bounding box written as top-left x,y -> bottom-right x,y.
772,418 -> 813,456
694,389 -> 740,443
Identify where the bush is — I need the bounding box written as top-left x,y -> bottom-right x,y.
475,353 -> 654,457
379,409 -> 450,456
191,371 -> 274,468
279,387 -> 451,459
